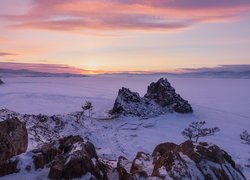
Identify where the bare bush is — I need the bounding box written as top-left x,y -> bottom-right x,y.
240,130 -> 250,145
182,121 -> 220,143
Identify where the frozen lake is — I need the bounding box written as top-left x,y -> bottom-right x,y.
0,76 -> 249,117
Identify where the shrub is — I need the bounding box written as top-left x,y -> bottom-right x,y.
182,121 -> 220,143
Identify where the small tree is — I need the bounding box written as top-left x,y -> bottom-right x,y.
182,121 -> 220,143
82,101 -> 93,118
240,130 -> 250,145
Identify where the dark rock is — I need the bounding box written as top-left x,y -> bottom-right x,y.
0,158 -> 19,177
32,144 -> 59,169
48,135 -> 108,180
111,78 -> 193,117
145,78 -> 193,113
116,156 -> 134,180
48,155 -> 64,180
0,79 -> 3,85
0,118 -> 29,177
152,142 -> 177,156
0,117 -> 28,162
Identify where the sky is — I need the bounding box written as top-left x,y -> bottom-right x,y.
0,0 -> 250,74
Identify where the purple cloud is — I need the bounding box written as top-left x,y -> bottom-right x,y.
1,0 -> 250,32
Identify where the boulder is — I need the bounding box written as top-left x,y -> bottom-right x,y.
152,142 -> 177,156
0,117 -> 28,162
0,78 -> 3,85
32,144 -> 59,169
48,135 -> 108,180
111,78 -> 193,117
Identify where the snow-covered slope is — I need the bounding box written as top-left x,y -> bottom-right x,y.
0,76 -> 250,178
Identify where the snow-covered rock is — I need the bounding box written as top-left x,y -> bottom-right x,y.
0,135 -> 109,179
48,135 -> 108,179
111,78 -> 193,117
111,87 -> 165,117
145,78 -> 193,113
0,108 -> 81,149
121,141 -> 246,179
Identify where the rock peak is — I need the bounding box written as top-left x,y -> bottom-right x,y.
111,78 -> 193,117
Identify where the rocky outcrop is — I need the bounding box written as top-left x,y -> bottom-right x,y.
145,78 -> 193,113
120,141 -> 245,179
111,87 -> 164,117
0,118 -> 28,162
0,78 -> 3,85
0,118 -> 28,177
47,135 -> 108,179
0,135 -> 109,179
0,132 -> 246,179
111,78 -> 193,117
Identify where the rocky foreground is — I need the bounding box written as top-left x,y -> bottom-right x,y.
0,117 -> 246,179
111,78 -> 193,117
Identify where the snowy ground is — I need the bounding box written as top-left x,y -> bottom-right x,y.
0,76 -> 250,178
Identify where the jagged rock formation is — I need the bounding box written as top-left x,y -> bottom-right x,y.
0,118 -> 28,176
118,141 -> 245,179
111,87 -> 164,117
145,78 -> 193,113
0,78 -> 3,85
111,78 -> 193,117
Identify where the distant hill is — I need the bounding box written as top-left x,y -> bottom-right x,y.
103,71 -> 250,79
175,70 -> 250,79
0,68 -> 86,78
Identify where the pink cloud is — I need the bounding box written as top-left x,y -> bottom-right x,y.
0,61 -> 85,74
1,0 -> 250,32
0,52 -> 18,56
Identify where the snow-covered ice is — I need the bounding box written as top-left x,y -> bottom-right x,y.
0,75 -> 250,178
